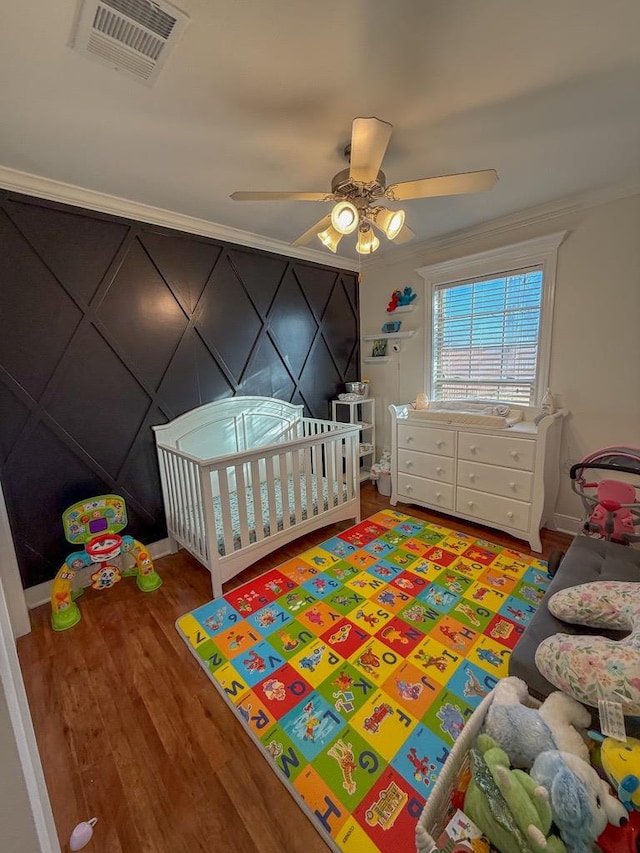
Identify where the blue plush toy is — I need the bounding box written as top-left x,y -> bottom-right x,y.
530,750 -> 628,853
483,676 -> 592,769
397,285 -> 417,305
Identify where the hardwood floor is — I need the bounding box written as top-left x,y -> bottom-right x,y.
17,485 -> 572,852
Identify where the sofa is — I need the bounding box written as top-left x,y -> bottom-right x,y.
509,535 -> 640,733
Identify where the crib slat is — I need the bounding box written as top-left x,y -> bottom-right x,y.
325,436 -> 336,510
169,452 -> 185,541
249,459 -> 264,542
312,441 -> 322,519
264,455 -> 278,536
303,445 -> 313,522
216,467 -> 234,558
235,463 -> 250,548
291,448 -> 302,525
335,433 -> 343,506
158,449 -> 175,536
185,457 -> 203,556
177,456 -> 192,547
278,453 -> 290,530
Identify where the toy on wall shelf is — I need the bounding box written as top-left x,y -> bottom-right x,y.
50,494 -> 162,631
387,286 -> 417,312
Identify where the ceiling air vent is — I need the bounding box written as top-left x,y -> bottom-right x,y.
71,0 -> 190,84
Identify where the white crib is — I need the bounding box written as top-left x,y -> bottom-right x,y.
153,396 -> 361,597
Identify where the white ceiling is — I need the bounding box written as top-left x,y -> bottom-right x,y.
1,0 -> 640,263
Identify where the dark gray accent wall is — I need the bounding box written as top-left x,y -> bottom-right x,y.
0,191 -> 360,589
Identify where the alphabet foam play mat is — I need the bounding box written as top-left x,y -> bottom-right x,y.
177,510 -> 551,852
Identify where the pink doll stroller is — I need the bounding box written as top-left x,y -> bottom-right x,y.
570,446 -> 640,545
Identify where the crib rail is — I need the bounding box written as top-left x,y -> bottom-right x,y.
156,418 -> 360,575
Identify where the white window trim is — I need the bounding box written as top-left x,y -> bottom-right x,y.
417,232 -> 567,406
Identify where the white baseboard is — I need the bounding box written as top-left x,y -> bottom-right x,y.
24,537 -> 174,610
552,513 -> 581,537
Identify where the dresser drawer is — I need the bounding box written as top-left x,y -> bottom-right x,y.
457,432 -> 535,471
397,424 -> 455,457
456,486 -> 530,532
398,450 -> 454,483
397,474 -> 454,510
458,459 -> 533,502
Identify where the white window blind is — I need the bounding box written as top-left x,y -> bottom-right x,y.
432,265 -> 543,405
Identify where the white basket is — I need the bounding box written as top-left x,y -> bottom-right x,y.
415,691 -> 495,853
376,472 -> 392,496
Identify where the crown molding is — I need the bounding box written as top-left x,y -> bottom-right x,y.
363,177 -> 640,271
0,165 -> 361,272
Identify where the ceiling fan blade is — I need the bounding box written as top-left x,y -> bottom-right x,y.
393,224 -> 416,244
386,169 -> 498,201
349,117 -> 393,183
291,214 -> 332,248
230,191 -> 331,201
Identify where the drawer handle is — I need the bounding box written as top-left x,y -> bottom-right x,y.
406,460 -> 413,468
405,484 -> 413,493
469,445 -> 478,453
436,439 -> 445,448
436,492 -> 442,500
467,500 -> 474,508
407,435 -> 414,442
507,511 -> 514,519
509,481 -> 516,490
468,473 -> 476,481
436,466 -> 444,474
510,450 -> 519,459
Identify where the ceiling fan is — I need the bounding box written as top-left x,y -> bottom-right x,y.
230,117 -> 498,255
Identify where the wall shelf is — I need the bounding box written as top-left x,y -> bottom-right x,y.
386,304 -> 415,314
363,356 -> 390,363
363,331 -> 415,341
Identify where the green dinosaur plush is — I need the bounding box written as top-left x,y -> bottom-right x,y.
464,733 -> 567,853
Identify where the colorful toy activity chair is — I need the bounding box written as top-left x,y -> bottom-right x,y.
50,494 -> 162,631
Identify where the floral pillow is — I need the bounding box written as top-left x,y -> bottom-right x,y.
534,581 -> 640,716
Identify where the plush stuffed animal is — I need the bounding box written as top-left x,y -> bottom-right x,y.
397,286 -> 417,305
483,676 -> 591,768
597,808 -> 640,853
589,731 -> 640,811
535,581 -> 640,716
387,289 -> 401,312
464,734 -> 567,853
530,750 -> 629,853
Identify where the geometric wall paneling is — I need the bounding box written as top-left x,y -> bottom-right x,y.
45,325 -> 152,478
196,251 -> 264,383
237,334 -> 297,402
96,237 -> 190,391
298,334 -> 345,419
0,190 -> 359,588
269,267 -> 320,378
0,207 -> 84,400
139,230 -> 222,313
4,197 -> 129,306
292,262 -> 338,320
0,382 -> 31,466
116,405 -> 169,536
321,275 -> 360,376
228,248 -> 288,316
156,332 -> 233,418
3,421 -> 117,587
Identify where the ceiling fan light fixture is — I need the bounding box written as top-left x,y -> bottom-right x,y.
330,200 -> 359,235
356,226 -> 380,255
370,206 -> 405,240
317,224 -> 343,253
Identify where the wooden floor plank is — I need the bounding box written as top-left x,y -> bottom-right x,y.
18,485 -> 572,851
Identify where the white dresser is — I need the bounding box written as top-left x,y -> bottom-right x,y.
388,404 -> 566,552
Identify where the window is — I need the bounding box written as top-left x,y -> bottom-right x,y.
418,233 -> 565,406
